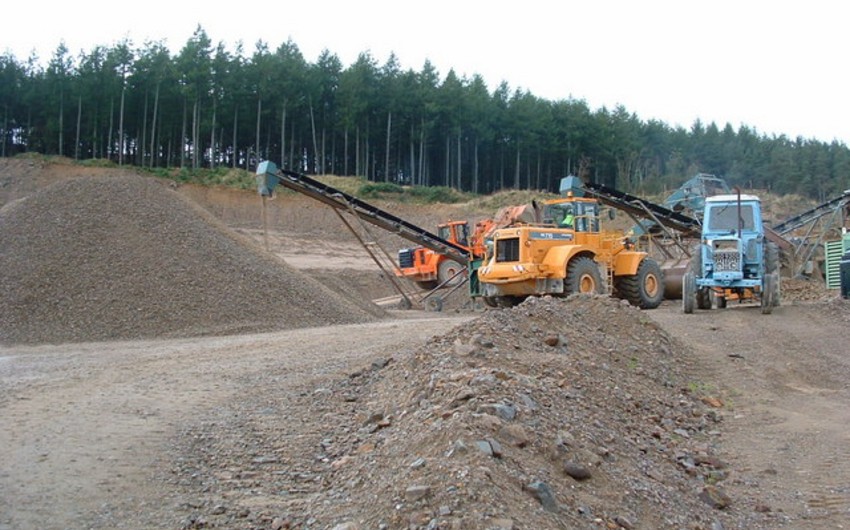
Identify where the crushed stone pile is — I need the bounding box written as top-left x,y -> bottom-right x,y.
780,276 -> 836,302
0,174 -> 385,345
172,296 -> 771,530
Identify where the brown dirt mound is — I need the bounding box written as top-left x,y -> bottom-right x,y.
780,276 -> 836,303
0,174 -> 385,345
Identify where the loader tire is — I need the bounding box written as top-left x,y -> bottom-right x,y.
566,256 -> 604,295
438,259 -> 464,287
615,258 -> 664,309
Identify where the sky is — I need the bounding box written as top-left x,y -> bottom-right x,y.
4,0 -> 848,145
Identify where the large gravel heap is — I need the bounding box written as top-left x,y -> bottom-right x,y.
0,174 -> 384,345
170,296 -> 780,529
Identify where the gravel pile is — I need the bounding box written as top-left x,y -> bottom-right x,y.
0,174 -> 384,345
170,296 -> 771,530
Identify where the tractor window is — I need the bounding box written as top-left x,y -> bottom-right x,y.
707,204 -> 755,232
438,225 -> 451,241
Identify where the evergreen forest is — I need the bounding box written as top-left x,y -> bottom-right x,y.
1,27 -> 848,201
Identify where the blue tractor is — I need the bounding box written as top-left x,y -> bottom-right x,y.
682,192 -> 780,314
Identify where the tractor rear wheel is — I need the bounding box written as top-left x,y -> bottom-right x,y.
761,273 -> 776,314
615,258 -> 664,309
566,256 -> 604,295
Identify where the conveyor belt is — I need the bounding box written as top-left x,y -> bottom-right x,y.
256,161 -> 469,265
583,181 -> 701,237
772,190 -> 850,235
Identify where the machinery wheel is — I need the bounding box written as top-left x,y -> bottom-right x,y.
765,242 -> 781,307
683,272 -> 695,314
773,272 -> 781,307
615,258 -> 665,309
716,294 -> 727,309
482,296 -> 499,308
425,296 -> 443,312
496,296 -> 522,308
696,287 -> 712,310
438,259 -> 464,286
765,242 -> 780,275
415,280 -> 439,290
566,256 -> 604,295
761,273 -> 775,314
688,245 -> 711,310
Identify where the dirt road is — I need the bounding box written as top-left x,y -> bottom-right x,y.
2,297 -> 848,529
647,299 -> 850,529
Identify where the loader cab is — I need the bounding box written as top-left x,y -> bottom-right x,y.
438,221 -> 470,248
542,197 -> 600,233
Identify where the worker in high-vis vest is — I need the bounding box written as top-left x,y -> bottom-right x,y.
560,207 -> 574,228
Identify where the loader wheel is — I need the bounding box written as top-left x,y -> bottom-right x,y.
615,258 -> 664,309
566,257 -> 604,295
716,294 -> 727,309
496,296 -> 522,308
683,272 -> 696,314
482,296 -> 499,308
415,280 -> 439,290
438,259 -> 464,287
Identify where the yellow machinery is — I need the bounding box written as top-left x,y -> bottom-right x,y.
476,193 -> 664,309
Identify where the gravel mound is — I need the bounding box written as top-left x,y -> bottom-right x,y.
0,174 -> 384,345
171,296 -> 757,529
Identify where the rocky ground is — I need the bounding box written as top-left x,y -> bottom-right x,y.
1,158 -> 849,530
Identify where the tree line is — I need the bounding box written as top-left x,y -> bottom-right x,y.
1,26 -> 848,201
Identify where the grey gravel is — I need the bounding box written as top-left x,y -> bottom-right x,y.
0,174 -> 384,345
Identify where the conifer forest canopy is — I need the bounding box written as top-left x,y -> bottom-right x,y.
1,27 -> 848,200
